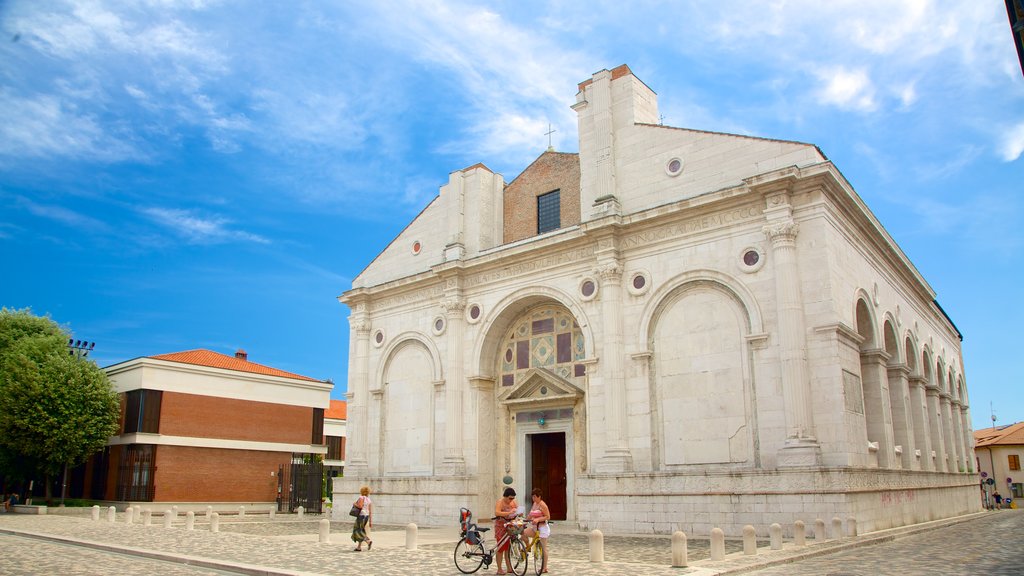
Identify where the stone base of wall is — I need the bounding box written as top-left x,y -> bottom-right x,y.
334,468 -> 982,535
575,468 -> 981,536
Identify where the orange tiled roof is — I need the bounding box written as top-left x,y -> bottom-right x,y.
325,399 -> 347,420
974,421 -> 1024,448
150,349 -> 321,382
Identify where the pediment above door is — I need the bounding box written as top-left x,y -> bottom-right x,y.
498,368 -> 584,409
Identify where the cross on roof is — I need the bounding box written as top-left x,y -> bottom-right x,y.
545,123 -> 556,150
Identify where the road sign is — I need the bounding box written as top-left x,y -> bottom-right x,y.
986,478 -> 996,485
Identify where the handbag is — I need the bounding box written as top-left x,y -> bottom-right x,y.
349,496 -> 362,517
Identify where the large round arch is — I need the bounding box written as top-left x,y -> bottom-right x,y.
642,274 -> 759,470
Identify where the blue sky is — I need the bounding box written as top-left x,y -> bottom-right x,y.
1,1 -> 1021,430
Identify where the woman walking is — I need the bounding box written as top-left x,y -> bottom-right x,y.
351,486 -> 373,551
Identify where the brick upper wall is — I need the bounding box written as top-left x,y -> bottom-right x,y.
158,391 -> 313,445
503,151 -> 581,243
154,445 -> 288,502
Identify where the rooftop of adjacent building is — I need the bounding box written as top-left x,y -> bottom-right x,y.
149,348 -> 323,383
974,421 -> 1024,447
325,398 -> 347,420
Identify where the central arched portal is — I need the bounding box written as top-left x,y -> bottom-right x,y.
489,303 -> 588,522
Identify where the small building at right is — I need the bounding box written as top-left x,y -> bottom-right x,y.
974,422 -> 1024,507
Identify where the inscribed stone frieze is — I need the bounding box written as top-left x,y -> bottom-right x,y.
622,204 -> 762,249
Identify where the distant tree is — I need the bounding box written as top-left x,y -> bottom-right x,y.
0,308 -> 120,503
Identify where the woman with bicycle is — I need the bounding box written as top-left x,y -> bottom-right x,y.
522,487 -> 551,573
493,487 -> 519,575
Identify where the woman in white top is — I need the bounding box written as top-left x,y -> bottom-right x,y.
521,488 -> 551,573
351,485 -> 373,551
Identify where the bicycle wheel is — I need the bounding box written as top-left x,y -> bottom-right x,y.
454,538 -> 486,574
509,538 -> 528,576
533,539 -> 544,576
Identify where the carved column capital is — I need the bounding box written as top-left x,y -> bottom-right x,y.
596,261 -> 621,283
349,315 -> 371,336
441,297 -> 466,316
763,221 -> 799,245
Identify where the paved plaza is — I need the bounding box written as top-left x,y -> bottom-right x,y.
0,508 -> 1020,575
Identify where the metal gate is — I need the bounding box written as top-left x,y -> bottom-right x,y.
279,454 -> 323,513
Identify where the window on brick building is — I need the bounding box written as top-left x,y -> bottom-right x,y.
326,436 -> 343,460
123,389 -> 162,434
116,444 -> 156,501
537,190 -> 560,234
312,408 -> 325,444
1010,454 -> 1021,471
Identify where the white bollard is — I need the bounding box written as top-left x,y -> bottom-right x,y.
270,507 -> 276,519
742,525 -> 757,555
239,505 -> 245,518
143,509 -> 152,526
125,507 -> 134,524
794,520 -> 806,546
671,531 -> 688,567
589,529 -> 604,563
831,516 -> 843,539
210,512 -> 219,533
770,523 -> 783,550
186,511 -> 195,531
319,518 -> 330,543
846,516 -> 858,537
171,505 -> 179,519
206,506 -> 213,520
813,519 -> 826,540
107,506 -> 116,523
164,510 -> 173,528
406,523 -> 418,550
297,506 -> 304,518
710,528 -> 725,561
91,505 -> 100,521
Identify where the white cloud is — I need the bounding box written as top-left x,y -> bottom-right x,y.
0,90 -> 140,161
999,122 -> 1024,162
13,196 -> 112,233
815,67 -> 877,112
141,207 -> 269,245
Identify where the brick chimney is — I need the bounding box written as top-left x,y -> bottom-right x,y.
235,349 -> 248,361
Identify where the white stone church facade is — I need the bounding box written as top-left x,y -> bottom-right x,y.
333,65 -> 979,535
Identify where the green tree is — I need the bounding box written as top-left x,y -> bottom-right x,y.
0,308 -> 120,503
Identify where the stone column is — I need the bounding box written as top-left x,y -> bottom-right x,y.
908,376 -> 931,471
960,405 -> 975,471
441,294 -> 466,474
925,385 -> 946,471
940,392 -> 957,472
887,365 -> 913,469
860,349 -> 895,469
951,398 -> 966,473
763,217 -> 820,466
595,257 -> 632,472
346,305 -> 371,473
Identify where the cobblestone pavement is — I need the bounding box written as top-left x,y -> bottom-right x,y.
0,509 -> 1019,575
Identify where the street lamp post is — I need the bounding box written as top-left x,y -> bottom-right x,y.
61,339 -> 95,506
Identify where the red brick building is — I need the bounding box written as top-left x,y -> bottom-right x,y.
84,349 -> 332,511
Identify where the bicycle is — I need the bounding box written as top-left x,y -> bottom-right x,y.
519,521 -> 552,575
454,507 -> 529,575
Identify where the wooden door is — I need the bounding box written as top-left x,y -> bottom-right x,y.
530,432 -> 567,519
